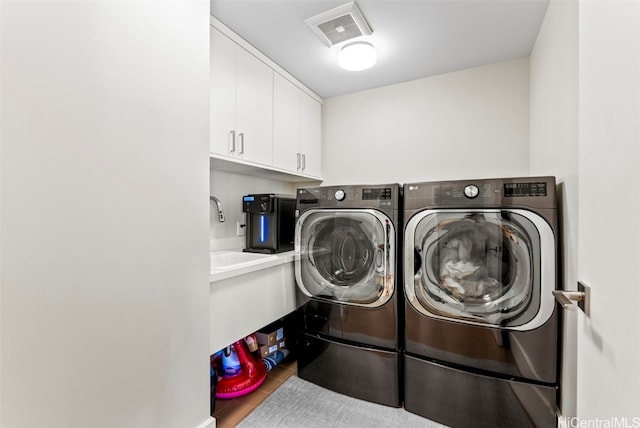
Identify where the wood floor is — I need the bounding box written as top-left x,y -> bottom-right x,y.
212,359 -> 297,428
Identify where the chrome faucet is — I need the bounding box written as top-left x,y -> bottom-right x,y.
209,196 -> 225,222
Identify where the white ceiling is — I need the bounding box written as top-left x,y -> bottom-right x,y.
210,0 -> 549,99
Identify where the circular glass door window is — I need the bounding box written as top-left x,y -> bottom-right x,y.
295,210 -> 394,307
409,210 -> 541,326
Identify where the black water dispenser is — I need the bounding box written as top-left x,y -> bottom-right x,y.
242,194 -> 295,254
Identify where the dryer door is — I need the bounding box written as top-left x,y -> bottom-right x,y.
404,209 -> 555,330
295,209 -> 395,307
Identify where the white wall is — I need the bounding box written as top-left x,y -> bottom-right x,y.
321,58 -> 530,186
0,2 -> 212,428
209,170 -> 296,251
529,0 -> 579,417
531,0 -> 640,420
576,0 -> 640,420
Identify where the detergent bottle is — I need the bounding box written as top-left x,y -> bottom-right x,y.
221,345 -> 241,377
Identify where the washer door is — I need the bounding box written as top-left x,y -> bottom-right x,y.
295,209 -> 395,307
404,209 -> 555,330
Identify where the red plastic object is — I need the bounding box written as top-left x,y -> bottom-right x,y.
215,339 -> 267,399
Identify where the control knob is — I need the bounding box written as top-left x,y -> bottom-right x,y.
334,189 -> 346,201
464,184 -> 479,199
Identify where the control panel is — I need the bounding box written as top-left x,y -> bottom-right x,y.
363,187 -> 392,200
442,182 -> 501,200
297,185 -> 398,210
243,194 -> 274,213
504,182 -> 547,197
324,187 -> 393,202
404,177 -> 555,210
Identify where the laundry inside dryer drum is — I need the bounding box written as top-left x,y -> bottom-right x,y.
414,212 -> 536,324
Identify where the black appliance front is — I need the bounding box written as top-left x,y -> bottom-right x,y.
295,184 -> 402,407
402,177 -> 559,427
243,194 -> 295,254
297,332 -> 400,408
404,355 -> 557,428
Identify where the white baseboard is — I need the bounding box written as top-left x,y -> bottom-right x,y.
196,416 -> 215,428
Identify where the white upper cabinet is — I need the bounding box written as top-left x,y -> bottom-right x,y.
210,27 -> 236,156
210,26 -> 273,166
273,73 -> 322,179
235,48 -> 273,165
210,19 -> 322,181
299,92 -> 322,178
273,73 -> 301,171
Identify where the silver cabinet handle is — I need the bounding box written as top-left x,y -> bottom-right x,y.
302,153 -> 306,171
297,153 -> 301,170
228,130 -> 236,153
238,133 -> 244,154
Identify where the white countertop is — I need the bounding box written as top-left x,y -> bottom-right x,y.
209,250 -> 295,283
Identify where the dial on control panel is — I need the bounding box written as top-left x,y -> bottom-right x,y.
334,189 -> 346,201
464,184 -> 479,199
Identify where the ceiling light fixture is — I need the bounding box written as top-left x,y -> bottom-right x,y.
338,41 -> 377,71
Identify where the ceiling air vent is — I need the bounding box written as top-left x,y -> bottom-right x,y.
305,1 -> 373,47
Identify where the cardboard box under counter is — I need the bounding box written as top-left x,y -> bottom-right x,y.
258,338 -> 286,357
256,327 -> 285,347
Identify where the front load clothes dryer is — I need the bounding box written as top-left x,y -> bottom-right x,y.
403,177 -> 559,428
295,184 -> 401,407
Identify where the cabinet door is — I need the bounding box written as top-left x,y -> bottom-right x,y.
273,73 -> 300,171
300,93 -> 322,177
235,47 -> 273,165
210,27 -> 237,157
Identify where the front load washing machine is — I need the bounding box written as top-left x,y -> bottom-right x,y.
403,176 -> 559,427
295,184 -> 402,407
